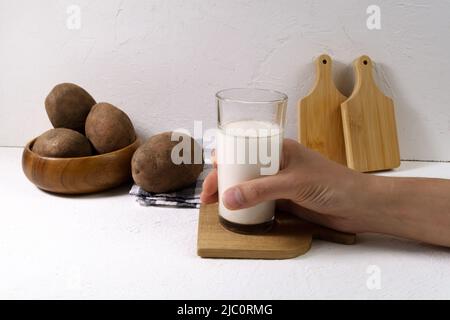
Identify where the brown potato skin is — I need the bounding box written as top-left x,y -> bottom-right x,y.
32,128 -> 93,158
132,132 -> 204,193
85,103 -> 136,154
45,83 -> 96,133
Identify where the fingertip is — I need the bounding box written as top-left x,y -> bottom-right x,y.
223,187 -> 244,210
211,149 -> 217,168
202,169 -> 218,196
200,192 -> 218,204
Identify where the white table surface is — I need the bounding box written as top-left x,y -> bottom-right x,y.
1,147 -> 450,300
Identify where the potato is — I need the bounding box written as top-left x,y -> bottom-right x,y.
45,83 -> 96,133
132,132 -> 204,193
32,128 -> 92,158
85,103 -> 136,154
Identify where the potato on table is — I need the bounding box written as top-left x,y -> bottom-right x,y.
132,132 -> 204,193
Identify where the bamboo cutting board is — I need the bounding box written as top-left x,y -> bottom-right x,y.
341,55 -> 400,172
298,54 -> 347,165
197,203 -> 356,259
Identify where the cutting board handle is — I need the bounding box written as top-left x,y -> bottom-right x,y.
352,55 -> 377,92
313,225 -> 356,245
313,54 -> 334,85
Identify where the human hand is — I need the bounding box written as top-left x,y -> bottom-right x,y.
200,139 -> 374,233
201,138 -> 450,246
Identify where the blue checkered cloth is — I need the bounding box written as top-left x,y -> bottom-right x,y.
129,164 -> 212,209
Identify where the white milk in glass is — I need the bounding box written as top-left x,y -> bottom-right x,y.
217,120 -> 282,225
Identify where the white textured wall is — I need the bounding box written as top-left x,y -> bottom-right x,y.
1,0 -> 449,160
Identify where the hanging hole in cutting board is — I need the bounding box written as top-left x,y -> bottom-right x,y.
322,59 -> 327,64
363,60 -> 368,65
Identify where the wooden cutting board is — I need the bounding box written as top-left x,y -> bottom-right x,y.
341,55 -> 400,172
298,54 -> 347,165
197,203 -> 356,259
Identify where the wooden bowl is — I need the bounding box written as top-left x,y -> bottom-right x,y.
22,138 -> 140,194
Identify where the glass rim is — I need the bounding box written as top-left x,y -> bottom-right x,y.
216,88 -> 288,104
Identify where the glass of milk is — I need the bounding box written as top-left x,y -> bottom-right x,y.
216,88 -> 288,234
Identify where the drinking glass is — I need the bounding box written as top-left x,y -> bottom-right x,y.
216,88 -> 288,234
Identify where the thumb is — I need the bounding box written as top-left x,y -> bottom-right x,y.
222,173 -> 293,210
